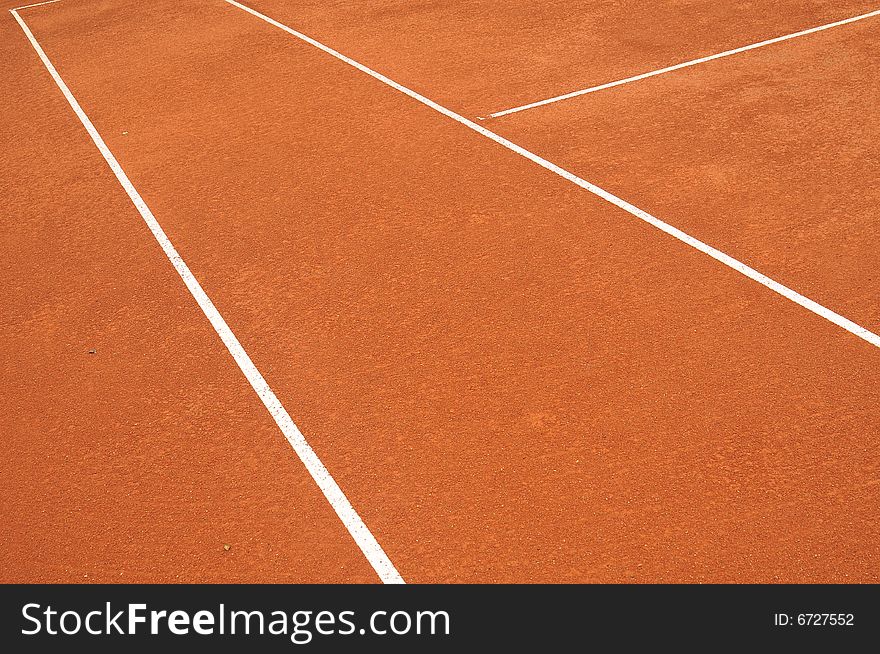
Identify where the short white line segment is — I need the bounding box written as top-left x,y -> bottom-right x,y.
11,0 -> 61,11
225,0 -> 880,349
11,7 -> 405,584
487,8 -> 880,118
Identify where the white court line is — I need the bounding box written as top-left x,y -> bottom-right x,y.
487,8 -> 880,118
11,7 -> 405,585
224,0 -> 880,350
11,0 -> 61,11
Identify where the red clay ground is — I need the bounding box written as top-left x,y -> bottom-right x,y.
1,0 -> 377,583
3,0 -> 879,583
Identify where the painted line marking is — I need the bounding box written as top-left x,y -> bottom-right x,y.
224,0 -> 880,349
11,0 -> 61,11
486,8 -> 880,118
11,7 -> 405,584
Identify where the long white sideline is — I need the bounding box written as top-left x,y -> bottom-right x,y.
225,0 -> 880,350
11,5 -> 405,584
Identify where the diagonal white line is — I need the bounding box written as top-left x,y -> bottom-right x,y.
224,0 -> 880,349
11,0 -> 61,12
11,7 -> 405,584
487,8 -> 880,118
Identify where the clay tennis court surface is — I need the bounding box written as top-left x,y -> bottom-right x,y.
2,0 -> 878,584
